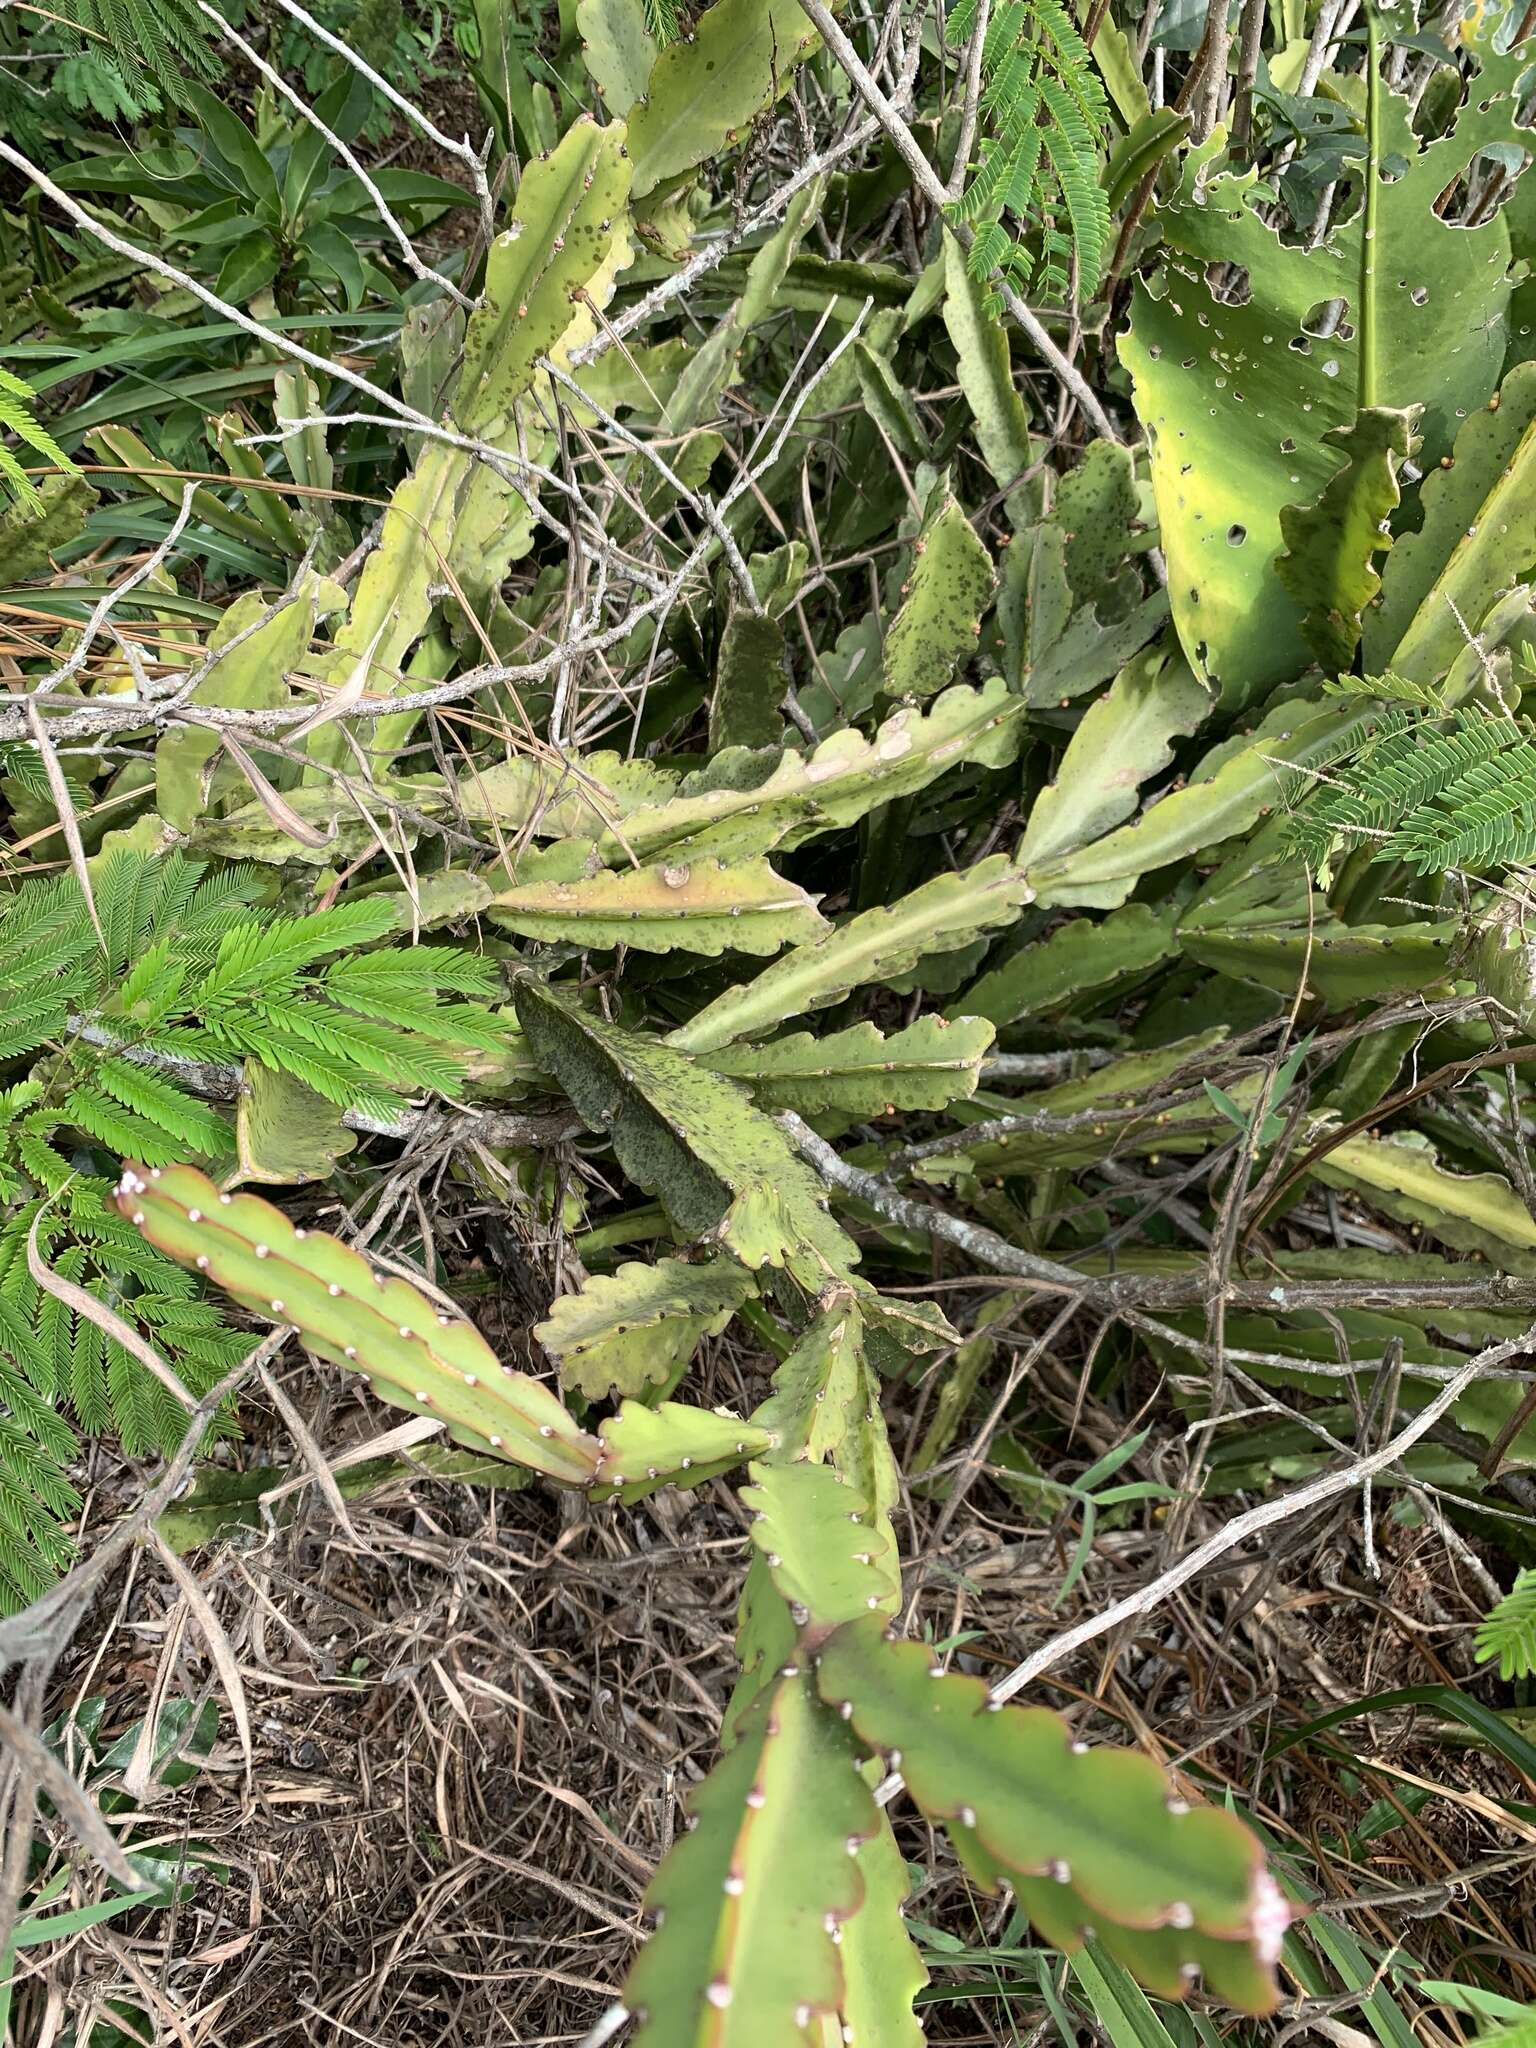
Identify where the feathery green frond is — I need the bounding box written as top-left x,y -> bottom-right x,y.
948,0 -> 1111,306
1282,706 -> 1536,878
0,853 -> 510,1610
0,369 -> 77,510
1476,1569 -> 1536,1681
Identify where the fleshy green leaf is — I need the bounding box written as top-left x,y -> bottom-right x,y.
536,1256 -> 757,1399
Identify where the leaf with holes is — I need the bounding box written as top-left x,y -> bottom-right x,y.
1122,40 -> 1528,703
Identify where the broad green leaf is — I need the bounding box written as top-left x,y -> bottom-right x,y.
665,179 -> 824,435
1053,441 -> 1141,617
84,422 -> 275,555
702,1015 -> 994,1114
156,586 -> 312,831
815,1616 -> 1289,1995
535,1256 -> 757,1399
305,439 -> 464,768
456,116 -> 635,435
835,1814 -> 928,2047
512,978 -> 860,1279
853,343 -> 925,464
1026,690 -> 1383,909
216,231 -> 281,306
1102,107 -> 1189,211
489,849 -> 826,955
0,475 -> 96,582
953,901 -> 1179,1026
1122,44 -> 1527,703
916,1029 -> 1232,1175
577,0 -> 657,114
942,237 -> 1034,507
670,855 -> 1035,1054
752,1295 -> 870,1466
456,749 -> 681,836
627,0 -> 832,197
1310,1130 -> 1536,1271
1026,588 -> 1173,706
598,679 -> 1026,865
710,608 -> 787,753
740,1458 -> 898,1633
1181,916 -> 1456,1004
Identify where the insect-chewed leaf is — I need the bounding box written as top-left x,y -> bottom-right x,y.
512,979 -> 858,1279
814,1616 -> 1291,1986
881,495 -> 995,699
489,852 -> 827,956
1122,45 -> 1524,706
669,857 -> 1035,1055
702,1016 -> 994,1115
624,1670 -> 876,2045
536,1256 -> 757,1399
114,1162 -> 601,1485
740,1460 -> 898,1636
592,1400 -> 774,1503
592,680 -> 1025,866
